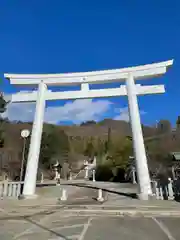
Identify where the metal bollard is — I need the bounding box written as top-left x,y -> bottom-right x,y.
97,189 -> 104,202
60,188 -> 67,201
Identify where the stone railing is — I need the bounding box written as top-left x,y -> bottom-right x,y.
151,178 -> 174,200
0,181 -> 23,199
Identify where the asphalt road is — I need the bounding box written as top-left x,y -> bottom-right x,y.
1,211 -> 180,240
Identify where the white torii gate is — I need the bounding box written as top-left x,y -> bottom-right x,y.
4,59 -> 173,200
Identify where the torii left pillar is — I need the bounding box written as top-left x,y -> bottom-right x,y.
22,81 -> 47,198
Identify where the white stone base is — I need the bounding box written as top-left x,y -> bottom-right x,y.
60,189 -> 67,201
97,197 -> 104,202
137,193 -> 151,201
19,194 -> 38,200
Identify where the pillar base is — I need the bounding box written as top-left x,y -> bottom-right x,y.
132,181 -> 137,184
97,197 -> 104,202
18,194 -> 38,200
137,193 -> 152,201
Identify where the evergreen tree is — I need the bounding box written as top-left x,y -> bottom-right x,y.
40,128 -> 69,168
105,127 -> 111,154
0,93 -> 8,114
84,139 -> 94,159
157,120 -> 171,133
24,126 -> 70,169
108,137 -> 133,169
0,93 -> 9,147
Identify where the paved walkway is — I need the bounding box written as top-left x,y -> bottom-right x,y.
1,211 -> 180,239
1,180 -> 180,216
1,180 -> 180,239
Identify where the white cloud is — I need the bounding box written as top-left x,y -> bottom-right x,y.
113,107 -> 146,122
2,92 -> 113,124
1,101 -> 35,122
2,91 -> 147,124
44,99 -> 112,124
113,107 -> 130,121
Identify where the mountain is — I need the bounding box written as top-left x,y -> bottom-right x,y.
2,119 -> 157,149
61,119 -> 157,140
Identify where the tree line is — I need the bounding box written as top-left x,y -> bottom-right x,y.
0,94 -> 180,181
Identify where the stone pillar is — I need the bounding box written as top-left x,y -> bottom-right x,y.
92,169 -> 96,182
54,168 -> 58,180
132,167 -> 137,184
85,166 -> 89,179
126,74 -> 152,200
155,182 -> 160,200
97,189 -> 104,202
168,178 -> 174,200
60,188 -> 67,201
40,172 -> 44,184
23,81 -> 47,198
159,187 -> 164,200
69,172 -> 72,181
171,166 -> 176,180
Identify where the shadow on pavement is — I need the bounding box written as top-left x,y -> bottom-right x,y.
0,205 -> 65,221
64,183 -> 137,199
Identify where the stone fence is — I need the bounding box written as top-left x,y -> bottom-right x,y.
0,181 -> 23,198
0,177 -> 180,201
151,178 -> 179,200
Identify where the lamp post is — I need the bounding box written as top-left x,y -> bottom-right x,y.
156,120 -> 158,129
20,129 -> 30,183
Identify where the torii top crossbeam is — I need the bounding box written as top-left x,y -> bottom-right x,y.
5,60 -> 173,86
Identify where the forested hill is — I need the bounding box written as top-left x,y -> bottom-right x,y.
0,116 -> 180,180
3,118 -> 156,148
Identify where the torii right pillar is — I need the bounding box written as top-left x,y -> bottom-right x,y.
126,74 -> 152,200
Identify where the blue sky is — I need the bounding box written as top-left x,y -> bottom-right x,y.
0,1 -> 179,126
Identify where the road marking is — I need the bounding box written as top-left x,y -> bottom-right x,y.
52,223 -> 84,230
49,235 -> 79,240
79,217 -> 92,240
13,206 -> 73,239
152,217 -> 176,240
